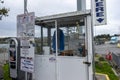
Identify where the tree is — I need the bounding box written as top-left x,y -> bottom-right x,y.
94,34 -> 111,41
0,0 -> 9,20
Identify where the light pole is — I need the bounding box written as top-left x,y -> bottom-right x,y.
24,0 -> 28,14
77,0 -> 86,11
24,0 -> 28,80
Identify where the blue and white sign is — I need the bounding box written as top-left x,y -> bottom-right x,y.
21,58 -> 34,72
93,0 -> 107,26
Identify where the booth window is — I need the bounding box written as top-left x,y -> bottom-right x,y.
35,17 -> 87,57
55,27 -> 86,57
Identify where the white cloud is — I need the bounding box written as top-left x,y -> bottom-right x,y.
0,0 -> 120,37
27,0 -> 76,16
94,25 -> 119,36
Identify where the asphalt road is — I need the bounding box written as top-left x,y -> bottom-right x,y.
94,43 -> 120,54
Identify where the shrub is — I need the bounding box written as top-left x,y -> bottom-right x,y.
99,57 -> 105,61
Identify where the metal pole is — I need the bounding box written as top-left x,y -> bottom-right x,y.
55,20 -> 58,57
55,20 -> 58,80
77,0 -> 86,11
25,50 -> 27,80
24,0 -> 28,80
25,72 -> 27,80
91,0 -> 96,80
77,0 -> 86,34
24,0 -> 27,14
41,26 -> 43,54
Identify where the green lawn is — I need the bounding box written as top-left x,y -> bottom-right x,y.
95,59 -> 119,80
3,64 -> 12,80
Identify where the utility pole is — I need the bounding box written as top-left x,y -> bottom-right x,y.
24,0 -> 28,14
77,0 -> 86,11
77,0 -> 86,34
24,0 -> 28,80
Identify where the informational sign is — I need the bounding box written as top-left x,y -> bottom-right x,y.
93,0 -> 107,26
17,12 -> 35,38
17,12 -> 35,72
21,58 -> 34,72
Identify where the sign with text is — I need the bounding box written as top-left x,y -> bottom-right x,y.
17,12 -> 35,38
17,12 -> 35,72
93,0 -> 107,26
21,58 -> 34,72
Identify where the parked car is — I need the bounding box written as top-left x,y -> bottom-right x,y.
110,36 -> 118,44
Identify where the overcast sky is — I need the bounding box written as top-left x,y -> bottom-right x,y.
0,0 -> 120,37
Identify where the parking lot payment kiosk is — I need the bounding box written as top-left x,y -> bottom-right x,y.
9,38 -> 25,80
34,10 -> 94,80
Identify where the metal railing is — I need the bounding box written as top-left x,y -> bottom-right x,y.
112,53 -> 120,68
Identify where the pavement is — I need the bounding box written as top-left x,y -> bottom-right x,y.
0,66 -> 111,80
95,73 -> 109,80
94,44 -> 120,54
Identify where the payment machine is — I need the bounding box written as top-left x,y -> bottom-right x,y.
9,38 -> 25,80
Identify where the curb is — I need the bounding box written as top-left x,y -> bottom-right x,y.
112,68 -> 119,76
96,73 -> 110,80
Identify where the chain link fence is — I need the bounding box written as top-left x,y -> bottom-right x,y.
111,53 -> 120,75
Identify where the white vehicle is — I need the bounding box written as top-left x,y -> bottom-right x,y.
110,36 -> 118,44
110,36 -> 120,44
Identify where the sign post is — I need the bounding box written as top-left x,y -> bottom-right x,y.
92,0 -> 107,26
17,12 -> 35,80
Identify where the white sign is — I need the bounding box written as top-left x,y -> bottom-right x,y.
23,42 -> 34,57
21,58 -> 34,72
17,12 -> 35,72
17,12 -> 35,38
93,0 -> 107,26
20,41 -> 35,72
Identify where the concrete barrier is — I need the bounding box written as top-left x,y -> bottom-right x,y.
95,73 -> 110,80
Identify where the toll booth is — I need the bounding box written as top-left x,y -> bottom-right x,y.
9,38 -> 25,80
34,10 -> 94,80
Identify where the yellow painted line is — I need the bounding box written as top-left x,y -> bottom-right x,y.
96,73 -> 110,80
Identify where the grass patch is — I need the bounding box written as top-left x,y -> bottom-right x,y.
95,59 -> 119,80
3,64 -> 12,80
